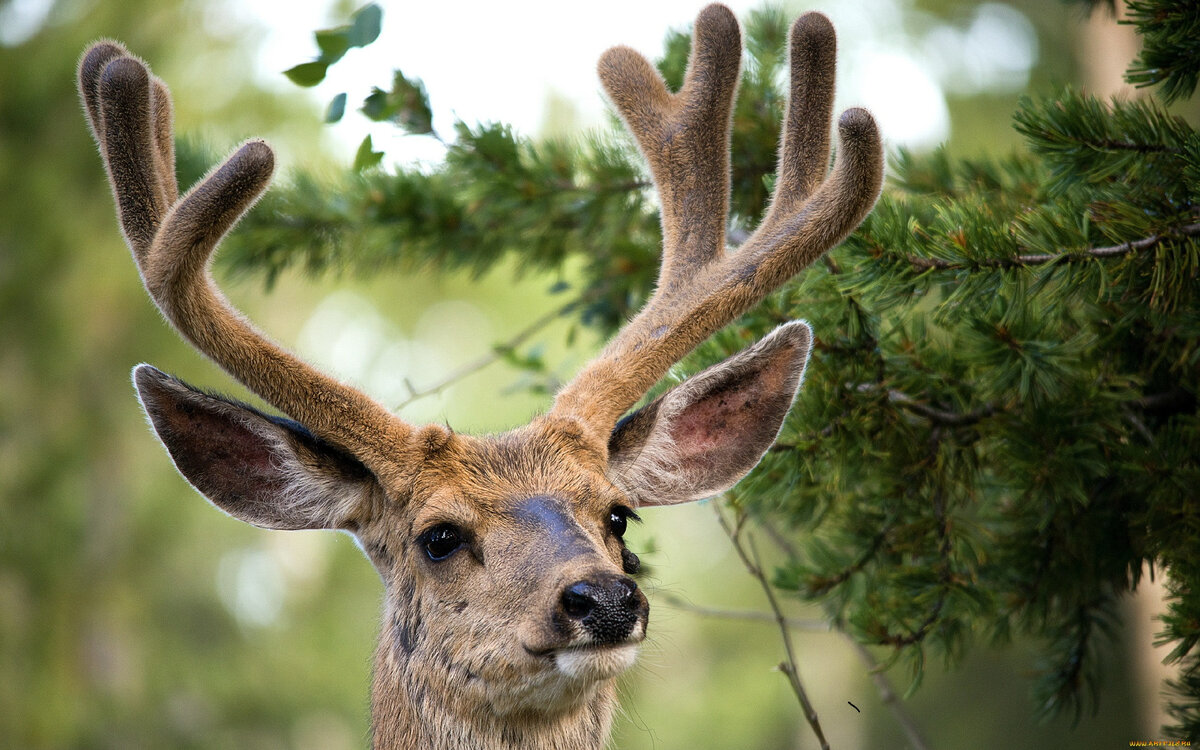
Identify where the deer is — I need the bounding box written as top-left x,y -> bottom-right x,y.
79,4 -> 881,748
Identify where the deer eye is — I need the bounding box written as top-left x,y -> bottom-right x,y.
418,523 -> 464,561
609,506 -> 639,539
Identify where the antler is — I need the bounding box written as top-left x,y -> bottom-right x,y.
550,6 -> 883,445
78,42 -> 412,481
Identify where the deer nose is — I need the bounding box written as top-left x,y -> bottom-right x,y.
560,575 -> 644,643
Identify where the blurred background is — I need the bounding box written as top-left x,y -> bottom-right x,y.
0,0 -> 1182,747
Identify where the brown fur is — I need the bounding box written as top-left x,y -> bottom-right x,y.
81,6 -> 883,749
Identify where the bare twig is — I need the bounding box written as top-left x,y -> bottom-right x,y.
659,593 -> 828,631
660,594 -> 933,750
883,388 -> 997,426
715,505 -> 831,750
853,384 -> 999,427
904,221 -> 1200,271
395,295 -> 581,410
842,638 -> 933,750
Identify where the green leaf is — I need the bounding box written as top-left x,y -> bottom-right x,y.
348,3 -> 383,48
493,343 -> 547,373
315,28 -> 352,65
360,71 -> 434,136
361,87 -> 391,121
353,134 -> 384,171
325,92 -> 348,124
283,61 -> 328,87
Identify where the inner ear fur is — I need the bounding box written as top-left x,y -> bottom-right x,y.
606,321 -> 812,507
133,364 -> 379,531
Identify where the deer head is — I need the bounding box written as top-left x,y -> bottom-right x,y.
79,5 -> 882,748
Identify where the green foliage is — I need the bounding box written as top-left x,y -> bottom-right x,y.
1125,0 -> 1200,102
221,121 -> 658,332
282,3 -> 382,87
218,2 -> 1200,739
361,70 -> 433,135
352,133 -> 384,171
282,2 -> 437,147
737,82 -> 1197,732
324,91 -> 347,123
1067,0 -> 1200,103
282,60 -> 328,88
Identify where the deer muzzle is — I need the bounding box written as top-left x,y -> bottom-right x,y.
560,574 -> 645,644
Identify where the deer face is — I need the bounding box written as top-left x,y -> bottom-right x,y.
362,428 -> 648,715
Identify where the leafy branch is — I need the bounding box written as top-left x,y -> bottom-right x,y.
283,3 -> 382,87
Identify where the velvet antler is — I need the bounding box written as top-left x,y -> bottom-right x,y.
549,6 -> 883,447
78,41 -> 413,483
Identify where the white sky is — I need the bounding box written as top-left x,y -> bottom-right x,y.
205,0 -> 1036,164
0,0 -> 1038,158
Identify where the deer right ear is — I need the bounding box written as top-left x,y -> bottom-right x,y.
605,321 -> 812,507
133,365 -> 379,531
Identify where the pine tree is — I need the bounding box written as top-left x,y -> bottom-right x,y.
211,1 -> 1200,739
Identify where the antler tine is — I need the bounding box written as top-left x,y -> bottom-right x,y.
549,7 -> 883,449
597,3 -> 742,293
739,13 -> 882,270
80,43 -> 174,260
79,44 -> 413,481
739,105 -> 882,268
771,12 -> 837,215
149,75 -> 179,206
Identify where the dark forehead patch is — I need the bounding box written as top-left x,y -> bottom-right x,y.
511,495 -> 594,563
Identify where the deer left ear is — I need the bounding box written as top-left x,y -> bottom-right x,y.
606,321 -> 812,507
133,365 -> 380,531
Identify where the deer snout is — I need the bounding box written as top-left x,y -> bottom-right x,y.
559,574 -> 646,644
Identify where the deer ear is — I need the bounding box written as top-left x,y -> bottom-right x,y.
605,322 -> 811,507
133,364 -> 379,530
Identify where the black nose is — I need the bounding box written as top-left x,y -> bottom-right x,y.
560,575 -> 644,643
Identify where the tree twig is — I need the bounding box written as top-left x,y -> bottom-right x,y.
715,505 -> 831,750
842,637 -> 934,750
659,594 -> 933,750
873,386 -> 999,427
658,593 -> 829,631
676,513 -> 936,748
394,295 -> 581,410
904,221 -> 1200,271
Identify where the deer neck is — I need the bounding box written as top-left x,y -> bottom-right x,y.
369,599 -> 618,750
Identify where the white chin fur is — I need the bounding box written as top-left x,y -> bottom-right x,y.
554,643 -> 641,680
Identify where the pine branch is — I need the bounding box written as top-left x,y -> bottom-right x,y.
873,480 -> 955,649
805,525 -> 892,596
1013,90 -> 1195,192
904,221 -> 1200,272
1125,0 -> 1200,102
